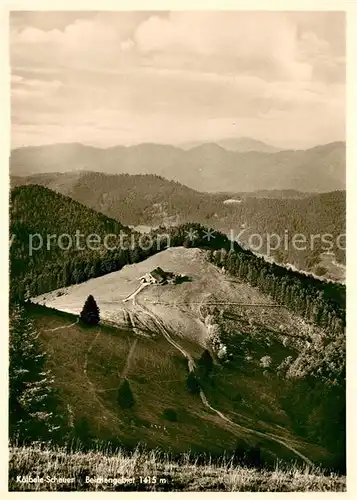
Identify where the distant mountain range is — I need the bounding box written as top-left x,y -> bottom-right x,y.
10,140 -> 345,193
180,137 -> 282,152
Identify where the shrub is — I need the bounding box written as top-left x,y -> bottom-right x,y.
315,266 -> 328,276
198,349 -> 214,374
186,372 -> 200,394
117,379 -> 135,409
74,416 -> 92,443
162,408 -> 178,421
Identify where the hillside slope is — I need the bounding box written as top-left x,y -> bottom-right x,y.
31,247 -> 344,470
9,183 -> 345,470
10,186 -> 345,331
10,141 -> 345,192
32,247 -> 320,345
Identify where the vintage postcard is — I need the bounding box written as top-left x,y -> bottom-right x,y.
5,1 -> 351,493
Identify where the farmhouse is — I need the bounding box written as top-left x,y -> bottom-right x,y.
140,267 -> 168,284
139,267 -> 184,285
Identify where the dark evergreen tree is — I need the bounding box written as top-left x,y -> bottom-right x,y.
117,379 -> 135,409
183,237 -> 192,248
246,444 -> 262,468
197,349 -> 214,377
9,305 -> 61,441
233,439 -> 249,465
73,416 -> 92,444
80,295 -> 100,326
186,372 -> 200,394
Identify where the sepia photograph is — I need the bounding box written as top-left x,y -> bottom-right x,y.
8,7 -> 346,492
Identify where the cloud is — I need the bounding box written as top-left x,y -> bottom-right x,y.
134,12 -> 345,86
10,11 -> 345,148
120,38 -> 135,52
134,12 -> 327,81
13,16 -> 127,46
299,31 -> 330,57
15,26 -> 57,44
12,18 -> 129,70
11,73 -> 64,104
11,11 -> 342,83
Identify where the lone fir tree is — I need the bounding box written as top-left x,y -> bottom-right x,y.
80,295 -> 100,326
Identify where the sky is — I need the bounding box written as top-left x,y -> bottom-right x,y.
10,11 -> 346,149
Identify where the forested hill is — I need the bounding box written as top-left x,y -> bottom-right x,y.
10,185 -> 129,300
11,173 -> 346,272
10,185 -> 345,337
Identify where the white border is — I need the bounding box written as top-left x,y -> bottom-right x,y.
1,1 -> 355,498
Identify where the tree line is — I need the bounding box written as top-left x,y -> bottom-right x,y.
207,246 -> 345,336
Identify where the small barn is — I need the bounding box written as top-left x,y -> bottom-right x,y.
140,267 -> 168,284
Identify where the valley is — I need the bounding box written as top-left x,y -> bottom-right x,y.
9,173 -> 346,489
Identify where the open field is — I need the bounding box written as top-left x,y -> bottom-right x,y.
28,304 -> 326,465
28,247 -> 333,468
33,247 -> 318,346
9,444 -> 345,492
30,306 -> 236,453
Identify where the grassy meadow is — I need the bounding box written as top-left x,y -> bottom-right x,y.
11,247 -> 344,491
9,443 -> 346,492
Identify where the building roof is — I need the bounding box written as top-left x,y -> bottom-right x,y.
150,267 -> 167,282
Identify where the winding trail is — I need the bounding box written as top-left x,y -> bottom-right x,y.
95,338 -> 138,395
199,390 -> 313,466
81,329 -> 116,429
131,285 -> 314,467
123,282 -> 149,302
83,330 -> 102,377
135,298 -> 196,372
44,318 -> 79,332
119,338 -> 138,382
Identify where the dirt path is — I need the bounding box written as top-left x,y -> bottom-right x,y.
81,329 -> 119,429
95,338 -> 138,395
119,338 -> 138,381
44,318 -> 79,332
132,287 -> 314,467
83,330 -> 102,377
123,282 -> 149,302
95,312 -> 139,394
135,298 -> 195,372
199,390 -> 313,466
